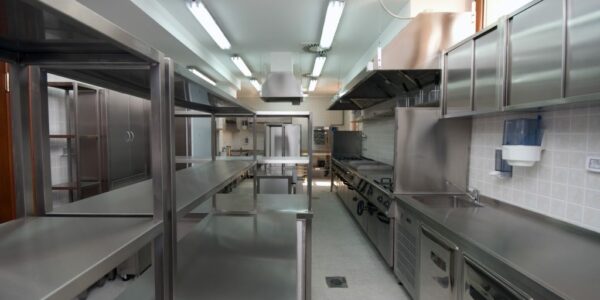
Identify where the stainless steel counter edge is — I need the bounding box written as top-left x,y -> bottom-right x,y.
393,193 -> 594,300
47,160 -> 256,219
0,217 -> 162,300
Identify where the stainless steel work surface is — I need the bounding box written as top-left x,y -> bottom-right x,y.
396,195 -> 600,299
0,217 -> 161,300
192,193 -> 310,215
117,213 -> 298,300
49,160 -> 255,217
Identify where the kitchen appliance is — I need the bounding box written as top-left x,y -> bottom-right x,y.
331,131 -> 362,159
265,123 -> 301,157
418,226 -> 458,300
366,202 -> 393,266
393,107 -> 471,194
329,12 -> 473,110
463,256 -> 532,300
261,52 -> 303,104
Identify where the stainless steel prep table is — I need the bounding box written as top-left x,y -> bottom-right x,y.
0,217 -> 161,300
395,194 -> 600,300
116,213 -> 300,300
48,160 -> 255,218
192,193 -> 310,216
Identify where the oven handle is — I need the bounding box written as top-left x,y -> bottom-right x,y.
377,212 -> 390,224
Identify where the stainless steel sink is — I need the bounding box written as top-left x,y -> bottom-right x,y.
412,195 -> 482,209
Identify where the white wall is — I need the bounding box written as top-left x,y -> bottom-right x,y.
469,104 -> 600,233
483,0 -> 532,26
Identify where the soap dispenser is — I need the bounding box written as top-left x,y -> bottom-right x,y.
501,116 -> 543,167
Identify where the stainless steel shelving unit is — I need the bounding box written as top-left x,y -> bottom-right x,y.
0,0 -> 175,298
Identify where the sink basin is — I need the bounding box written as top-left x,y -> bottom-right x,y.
412,195 -> 482,209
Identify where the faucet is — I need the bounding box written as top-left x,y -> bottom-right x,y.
467,188 -> 480,204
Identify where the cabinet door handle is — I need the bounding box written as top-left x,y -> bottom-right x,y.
126,131 -> 132,142
130,130 -> 135,142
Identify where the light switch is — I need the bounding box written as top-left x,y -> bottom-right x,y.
587,156 -> 600,173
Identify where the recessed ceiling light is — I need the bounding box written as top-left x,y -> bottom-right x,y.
308,79 -> 318,92
311,56 -> 327,77
231,56 -> 252,77
188,67 -> 216,86
250,79 -> 262,92
187,0 -> 231,50
320,0 -> 345,49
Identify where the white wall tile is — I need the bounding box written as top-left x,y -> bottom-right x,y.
469,105 -> 600,232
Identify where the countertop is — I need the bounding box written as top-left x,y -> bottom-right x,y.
395,194 -> 600,300
0,217 -> 161,300
192,193 -> 310,217
116,213 -> 298,300
48,160 -> 255,218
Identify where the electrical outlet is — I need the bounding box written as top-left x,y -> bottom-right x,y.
587,156 -> 600,173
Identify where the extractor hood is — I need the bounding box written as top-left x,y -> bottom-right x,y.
329,12 -> 474,110
261,52 -> 303,105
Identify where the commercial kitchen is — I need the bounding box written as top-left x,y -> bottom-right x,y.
1,0 -> 600,299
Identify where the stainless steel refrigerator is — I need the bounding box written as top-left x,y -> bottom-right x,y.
264,123 -> 301,157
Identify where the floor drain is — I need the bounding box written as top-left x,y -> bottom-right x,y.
325,276 -> 348,288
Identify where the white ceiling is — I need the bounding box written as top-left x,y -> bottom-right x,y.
78,0 -> 410,97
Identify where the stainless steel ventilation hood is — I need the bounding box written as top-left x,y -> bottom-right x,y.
261,72 -> 303,105
261,52 -> 303,105
329,12 -> 474,111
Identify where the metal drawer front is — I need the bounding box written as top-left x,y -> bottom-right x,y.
566,0 -> 600,97
508,0 -> 563,106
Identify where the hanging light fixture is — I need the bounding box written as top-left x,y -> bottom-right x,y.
187,0 -> 231,50
319,0 -> 345,49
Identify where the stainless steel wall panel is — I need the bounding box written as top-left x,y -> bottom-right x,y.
445,42 -> 473,114
393,108 -> 471,194
566,0 -> 600,97
473,28 -> 501,112
508,0 -> 564,106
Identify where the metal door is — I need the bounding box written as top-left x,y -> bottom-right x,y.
283,124 -> 301,157
418,226 -> 456,300
128,96 -> 148,176
106,91 -> 131,183
266,125 -> 283,157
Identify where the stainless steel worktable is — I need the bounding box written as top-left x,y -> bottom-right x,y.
0,217 -> 161,300
48,160 -> 255,218
192,193 -> 310,216
117,213 -> 298,300
396,194 -> 600,300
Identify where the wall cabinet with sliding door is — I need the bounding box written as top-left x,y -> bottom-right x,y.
104,90 -> 150,189
443,39 -> 473,117
505,0 -> 564,109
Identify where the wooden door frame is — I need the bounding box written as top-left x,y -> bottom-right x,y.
0,62 -> 16,222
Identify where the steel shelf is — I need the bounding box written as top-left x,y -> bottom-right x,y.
0,216 -> 161,300
192,193 -> 311,217
116,213 -> 299,300
258,156 -> 310,165
48,160 -> 256,218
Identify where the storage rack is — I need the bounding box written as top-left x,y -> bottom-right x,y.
1,2 -> 313,300
48,81 -> 102,202
0,0 -> 175,298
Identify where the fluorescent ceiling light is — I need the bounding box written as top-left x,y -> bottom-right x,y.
187,0 -> 231,50
311,56 -> 327,77
319,0 -> 345,49
308,79 -> 318,92
250,79 -> 262,92
231,56 -> 252,77
188,67 -> 216,86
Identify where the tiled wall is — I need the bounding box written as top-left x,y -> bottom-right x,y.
469,104 -> 600,232
362,117 -> 396,165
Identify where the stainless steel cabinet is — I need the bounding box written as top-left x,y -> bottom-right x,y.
463,256 -> 531,300
473,26 -> 503,113
366,202 -> 393,267
105,91 -> 150,188
507,0 -> 563,107
418,226 -> 458,300
444,41 -> 473,115
566,0 -> 600,98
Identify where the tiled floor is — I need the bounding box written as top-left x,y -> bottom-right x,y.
86,178 -> 408,300
310,182 -> 409,300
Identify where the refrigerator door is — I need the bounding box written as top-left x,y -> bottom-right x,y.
283,124 -> 301,157
266,125 -> 284,157
106,91 -> 132,184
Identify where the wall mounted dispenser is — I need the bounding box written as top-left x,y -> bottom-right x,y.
501,117 -> 543,167
490,148 -> 513,178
